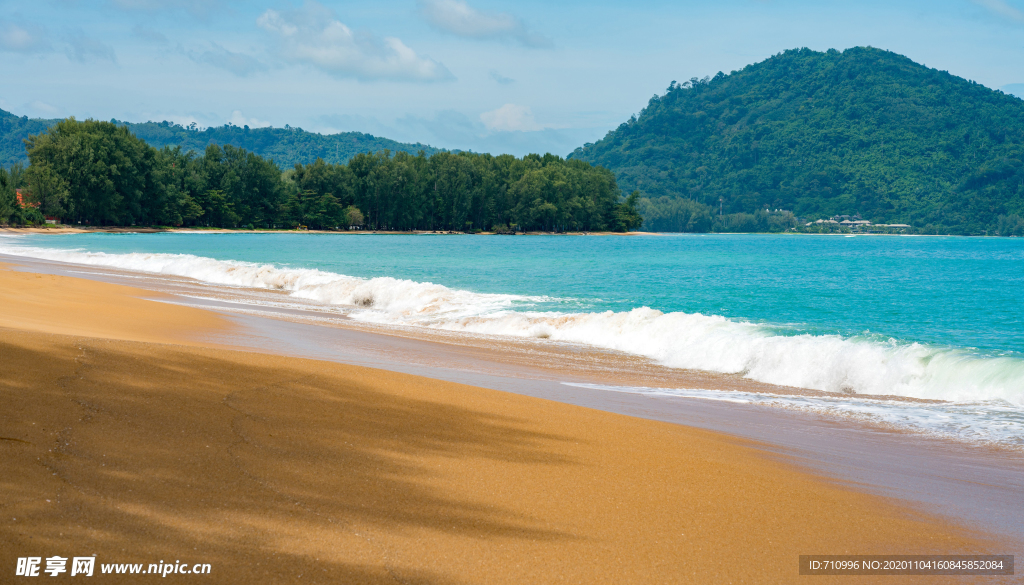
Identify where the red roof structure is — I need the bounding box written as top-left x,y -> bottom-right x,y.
15,189 -> 39,208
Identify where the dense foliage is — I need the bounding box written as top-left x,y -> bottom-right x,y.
0,163 -> 45,226
1,107 -> 442,168
20,118 -> 641,232
570,47 -> 1024,235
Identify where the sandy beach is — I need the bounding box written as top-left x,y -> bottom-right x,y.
0,263 -> 1012,583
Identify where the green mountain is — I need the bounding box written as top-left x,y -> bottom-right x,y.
0,108 -> 443,169
569,47 -> 1024,235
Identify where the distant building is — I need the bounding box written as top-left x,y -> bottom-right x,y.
15,189 -> 39,209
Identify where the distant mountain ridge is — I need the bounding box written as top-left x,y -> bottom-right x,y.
0,110 -> 52,168
569,47 -> 1024,234
0,108 -> 443,169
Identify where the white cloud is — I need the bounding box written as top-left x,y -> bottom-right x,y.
480,104 -> 543,132
187,43 -> 266,77
257,2 -> 453,82
972,0 -> 1024,22
229,110 -> 272,128
418,0 -> 551,47
66,32 -> 117,63
0,20 -> 52,54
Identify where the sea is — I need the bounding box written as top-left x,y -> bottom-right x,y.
2,232 -> 1023,448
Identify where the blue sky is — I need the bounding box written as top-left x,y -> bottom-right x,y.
2,0 -> 1023,156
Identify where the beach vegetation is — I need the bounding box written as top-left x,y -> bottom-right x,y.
996,214 -> 1024,236
344,205 -> 364,229
614,191 -> 644,231
20,119 -> 642,232
0,163 -> 43,226
0,166 -> 19,225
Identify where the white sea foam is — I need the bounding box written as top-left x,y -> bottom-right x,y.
564,383 -> 1024,449
3,242 -> 1022,408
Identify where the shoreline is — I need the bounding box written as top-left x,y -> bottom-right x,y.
2,263 -> 1020,582
2,225 -> 1012,238
0,253 -> 973,406
0,226 -> 657,236
4,252 -> 1023,452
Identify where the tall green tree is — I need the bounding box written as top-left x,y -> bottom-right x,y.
614,191 -> 644,232
25,118 -> 165,225
0,167 -> 18,224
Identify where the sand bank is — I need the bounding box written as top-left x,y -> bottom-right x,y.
0,266 -> 1005,583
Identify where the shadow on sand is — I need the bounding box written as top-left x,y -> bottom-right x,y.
1,332 -> 582,584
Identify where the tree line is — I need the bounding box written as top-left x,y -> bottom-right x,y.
635,196 -> 801,233
5,117 -> 641,232
1,163 -> 45,226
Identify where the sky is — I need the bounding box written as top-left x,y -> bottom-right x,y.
2,0 -> 1024,157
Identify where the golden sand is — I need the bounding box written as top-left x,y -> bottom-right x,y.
0,265 -> 996,583
0,263 -> 230,344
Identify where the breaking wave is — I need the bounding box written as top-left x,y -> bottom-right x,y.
3,243 -> 1022,407
564,383 -> 1024,448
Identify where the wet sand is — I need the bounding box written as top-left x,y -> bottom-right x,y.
0,264 -> 1014,583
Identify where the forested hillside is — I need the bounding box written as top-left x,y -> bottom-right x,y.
1,109 -> 53,168
0,108 -> 442,168
7,118 -> 640,232
569,47 -> 1024,235
124,120 -> 443,167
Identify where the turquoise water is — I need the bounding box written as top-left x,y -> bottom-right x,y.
9,232 -> 1024,356
3,231 -> 1024,445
